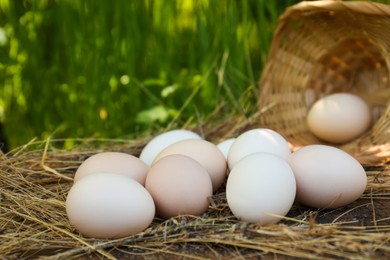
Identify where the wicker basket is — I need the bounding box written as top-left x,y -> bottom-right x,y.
258,0 -> 390,164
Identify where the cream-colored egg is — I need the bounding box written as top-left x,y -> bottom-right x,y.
74,152 -> 149,185
145,154 -> 213,219
288,145 -> 367,209
139,129 -> 202,166
153,139 -> 227,192
307,93 -> 371,144
66,173 -> 155,238
226,153 -> 296,225
227,128 -> 291,169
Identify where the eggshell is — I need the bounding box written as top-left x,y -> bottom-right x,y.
66,173 -> 155,238
307,93 -> 371,144
153,139 -> 227,192
145,154 -> 213,219
139,129 -> 202,166
216,138 -> 236,160
288,145 -> 367,209
74,152 -> 148,185
227,128 -> 291,169
226,153 -> 296,224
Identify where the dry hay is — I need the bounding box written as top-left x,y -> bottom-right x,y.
1,109 -> 390,260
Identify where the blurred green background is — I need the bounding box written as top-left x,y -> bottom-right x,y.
0,0 -> 299,149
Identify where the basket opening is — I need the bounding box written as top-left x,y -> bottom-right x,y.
259,2 -> 390,156
307,37 -> 389,123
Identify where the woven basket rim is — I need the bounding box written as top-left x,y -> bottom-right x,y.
281,0 -> 390,19
268,0 -> 390,61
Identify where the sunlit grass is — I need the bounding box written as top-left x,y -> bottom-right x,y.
0,0 -> 297,148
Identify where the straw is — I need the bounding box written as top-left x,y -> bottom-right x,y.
1,109 -> 390,259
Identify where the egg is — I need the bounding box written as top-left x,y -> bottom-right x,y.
139,129 -> 202,166
226,153 -> 296,225
307,93 -> 371,144
288,145 -> 367,209
227,128 -> 291,169
74,152 -> 148,185
145,154 -> 213,219
216,138 -> 236,160
66,173 -> 155,239
153,139 -> 227,192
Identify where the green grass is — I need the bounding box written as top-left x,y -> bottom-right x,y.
0,0 -> 297,149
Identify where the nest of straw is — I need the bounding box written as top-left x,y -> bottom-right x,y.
259,0 -> 390,164
1,109 -> 390,259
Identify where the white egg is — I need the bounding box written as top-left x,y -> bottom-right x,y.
66,173 -> 155,239
227,128 -> 291,169
139,129 -> 202,166
307,93 -> 371,144
216,138 -> 236,160
288,145 -> 367,209
226,153 -> 296,225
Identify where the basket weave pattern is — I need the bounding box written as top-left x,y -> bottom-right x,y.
259,0 -> 390,163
